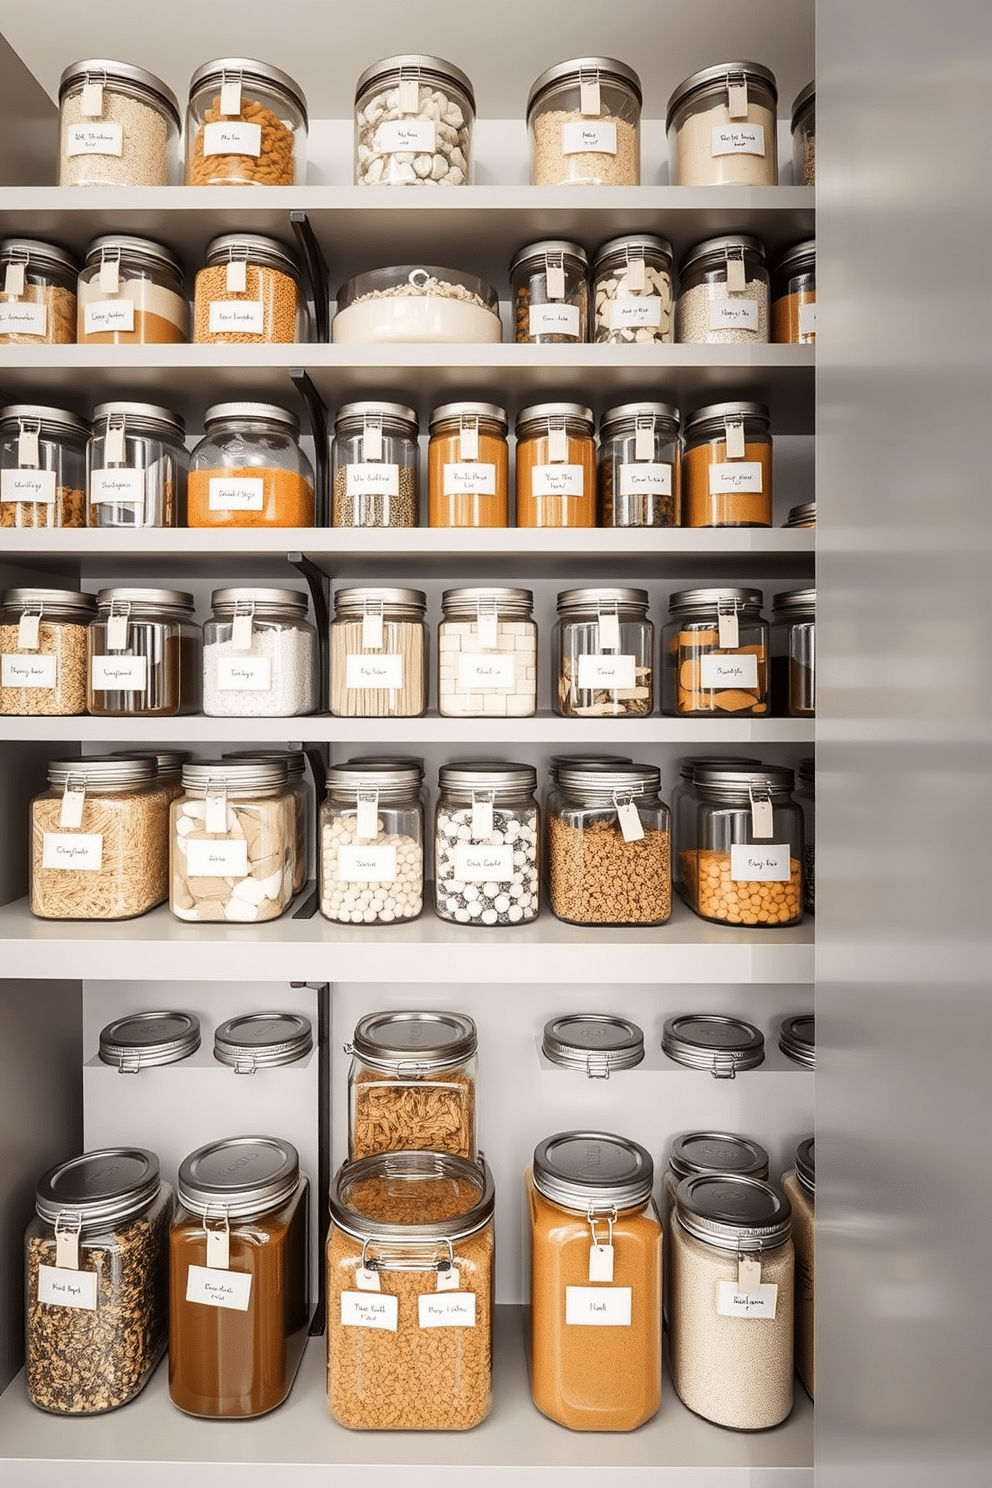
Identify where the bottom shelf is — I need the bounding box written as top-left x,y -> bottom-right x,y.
1,1307 -> 813,1486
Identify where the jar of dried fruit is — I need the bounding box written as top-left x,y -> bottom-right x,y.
333,401 -> 419,527
662,587 -> 769,718
185,58 -> 308,186
682,401 -> 773,527
527,58 -> 641,186
319,762 -> 424,927
510,239 -> 589,344
515,404 -> 597,527
0,405 -> 88,529
187,403 -> 315,528
598,402 -> 681,527
87,402 -> 187,529
1,587 -> 95,717
680,764 -> 804,928
0,239 -> 78,344
547,763 -> 671,927
194,233 -> 304,344
553,586 -> 654,717
345,1009 -> 477,1159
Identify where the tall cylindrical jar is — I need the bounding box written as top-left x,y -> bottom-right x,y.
553,586 -> 653,717
598,402 -> 680,527
515,404 -> 596,527
662,1132 -> 769,1320
666,62 -> 778,186
330,587 -> 427,717
87,587 -> 199,717
346,1009 -> 477,1159
796,757 -> 815,915
1,588 -> 95,716
354,55 -> 475,186
223,748 -> 311,894
0,239 -> 77,344
188,403 -> 315,528
510,240 -> 589,344
592,235 -> 674,344
427,403 -> 508,528
782,1139 -> 815,1399
676,235 -> 770,344
202,587 -> 317,717
527,58 -> 641,186
662,587 -> 769,717
527,1131 -> 661,1431
435,761 -> 539,925
194,234 -> 304,344
58,60 -> 181,186
671,755 -> 762,900
77,235 -> 188,344
547,764 -> 671,926
438,586 -> 537,718
772,240 -> 816,343
186,58 -> 308,186
0,405 -> 88,529
681,765 -> 804,927
332,401 -> 419,528
682,401 -> 773,527
791,82 -> 816,184
87,401 -> 187,528
771,587 -> 816,716
319,762 -> 424,926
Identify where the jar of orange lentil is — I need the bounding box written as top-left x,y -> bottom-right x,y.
771,240 -> 816,344
515,402 -> 596,527
427,402 -> 508,527
346,1010 -> 477,1160
187,403 -> 314,528
193,234 -> 303,344
683,400 -> 772,527
185,58 -> 307,187
681,764 -> 804,927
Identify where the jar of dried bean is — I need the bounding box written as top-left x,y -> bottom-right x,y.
771,587 -> 816,716
58,60 -> 181,187
346,1010 -> 477,1158
553,586 -> 653,717
327,1150 -> 495,1430
527,1130 -> 661,1431
354,54 -> 475,186
661,1013 -> 766,1076
662,1132 -> 769,1321
667,62 -> 779,187
510,240 -> 589,344
541,1013 -> 645,1077
88,402 -> 187,528
676,235 -> 770,345
796,757 -> 815,915
598,402 -> 680,527
438,586 -> 537,718
333,401 -> 419,528
1,405 -> 87,529
223,748 -> 311,895
77,235 -> 188,344
592,235 -> 674,344
330,587 -> 427,718
527,58 -> 641,186
30,757 -> 169,920
681,765 -> 804,928
772,240 -> 816,343
194,233 -> 304,344
428,403 -> 508,527
213,1013 -> 313,1071
169,1136 -> 310,1417
782,1138 -> 815,1398
682,401 -> 773,527
792,82 -> 816,185
99,1011 -> 201,1071
188,403 -> 315,528
547,763 -> 671,926
671,755 -> 762,901
87,587 -> 199,717
0,239 -> 77,344
669,1173 -> 794,1429
435,761 -> 540,926
662,587 -> 769,717
319,763 -> 424,926
203,587 -> 317,718
515,404 -> 596,527
1,588 -> 95,716
186,58 -> 308,187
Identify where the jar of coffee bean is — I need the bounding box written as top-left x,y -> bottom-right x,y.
434,761 -> 539,926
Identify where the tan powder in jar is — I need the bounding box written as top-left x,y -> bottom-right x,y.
532,110 -> 639,186
193,262 -> 300,344
428,431 -> 508,527
772,289 -> 816,344
351,1068 -> 475,1160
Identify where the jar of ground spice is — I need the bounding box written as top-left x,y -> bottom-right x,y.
330,587 -> 427,717
1,588 -> 95,717
354,54 -> 475,186
327,1150 -> 495,1430
203,587 -> 317,718
223,748 -> 311,896
188,403 -> 315,528
598,402 -> 680,527
792,82 -> 816,185
169,1136 -> 310,1417
428,403 -> 508,527
547,763 -> 671,926
676,235 -> 770,345
510,240 -> 589,344
515,404 -> 597,528
345,1010 -> 477,1158
319,762 -> 424,926
526,1131 -> 661,1431
0,405 -> 87,529
662,587 -> 770,717
527,58 -> 641,186
438,587 -> 537,718
667,61 -> 779,186
186,58 -> 308,186
333,402 -> 419,527
671,755 -> 762,901
771,587 -> 816,715
682,401 -> 773,527
435,761 -> 540,925
194,234 -> 304,344
796,757 -> 815,914
58,59 -> 181,186
681,764 -> 804,927
87,587 -> 199,717
553,586 -> 654,717
87,402 -> 187,529
592,235 -> 674,344
662,1132 -> 769,1320
772,240 -> 816,343
77,236 -> 188,344
782,1138 -> 815,1398
0,239 -> 77,344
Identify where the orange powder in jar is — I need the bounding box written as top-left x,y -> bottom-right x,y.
772,288 -> 816,344
187,466 -> 314,528
682,440 -> 772,528
515,434 -> 597,528
427,430 -> 508,528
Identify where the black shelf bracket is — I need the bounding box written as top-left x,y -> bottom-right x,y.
288,368 -> 330,528
288,551 -> 331,716
289,210 -> 330,344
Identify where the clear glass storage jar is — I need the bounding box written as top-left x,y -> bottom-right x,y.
592,235 -> 674,344
428,402 -> 508,528
527,57 -> 641,186
553,586 -> 653,717
0,239 -> 77,344
354,54 -> 475,186
194,233 -> 304,344
796,756 -> 815,915
327,1151 -> 495,1430
676,235 -> 770,344
1,587 -> 95,716
771,587 -> 816,716
345,1009 -> 477,1158
782,1139 -> 815,1398
547,763 -> 671,926
203,587 -> 317,717
332,401 -> 419,527
772,240 -> 816,343
438,586 -> 537,718
186,58 -> 307,186
58,59 -> 181,186
319,762 -> 424,926
87,586 -> 199,717
87,401 -> 187,528
330,587 -> 427,718
30,756 -> 169,921
213,1012 -> 313,1072
662,1132 -> 769,1319
332,263 -> 502,345
515,404 -> 597,528
527,1131 -> 661,1431
666,61 -> 778,186
188,402 -> 315,528
792,82 -> 816,184
510,240 -> 589,344
1,405 -> 87,528
223,748 -> 311,895
680,764 -> 804,927
99,1011 -> 201,1071
671,754 -> 762,900
435,761 -> 539,925
682,400 -> 773,527
77,235 -> 188,344
598,402 -> 680,527
169,1136 -> 310,1417
26,1148 -> 172,1415
669,1173 -> 794,1430
662,587 -> 769,717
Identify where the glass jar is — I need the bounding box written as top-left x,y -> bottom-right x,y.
0,405 -> 88,528
327,1151 -> 495,1430
332,401 -> 419,528
30,756 -> 169,921
171,760 -> 296,923
0,239 -> 77,344
553,586 -> 653,717
319,762 -> 424,926
438,586 -> 537,718
87,587 -> 199,717
682,401 -> 773,527
223,749 -> 311,894
194,233 -> 304,344
77,235 -> 188,344
662,587 -> 769,717
782,1139 -> 815,1399
87,401 -> 187,528
547,764 -> 671,926
786,500 -> 816,528
771,587 -> 816,716
1,588 -> 95,716
527,57 -> 641,186
169,1136 -> 310,1417
772,240 -> 816,343
527,1131 -> 661,1431
792,82 -> 816,185
541,1013 -> 645,1078
203,587 -> 317,717
427,403 -> 508,528
515,404 -> 597,528
354,54 -> 475,186
332,264 -> 502,345
796,757 -> 815,915
779,1013 -> 815,1068
346,1009 -> 477,1158
666,61 -> 779,186
25,1148 -> 172,1414
676,235 -> 770,344
58,59 -> 181,186
109,748 -> 192,808
598,402 -> 680,527
330,587 -> 428,718
681,764 -> 804,928
510,240 -> 589,344
546,754 -> 632,790
669,1173 -> 794,1430
186,58 -> 308,186
671,755 -> 762,900
662,1132 -> 769,1320
99,1011 -> 201,1071
592,235 -> 674,345
662,1013 -> 766,1076
188,402 -> 315,528
213,1013 -> 313,1071
435,761 -> 539,926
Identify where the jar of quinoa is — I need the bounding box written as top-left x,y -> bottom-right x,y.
187,403 -> 315,528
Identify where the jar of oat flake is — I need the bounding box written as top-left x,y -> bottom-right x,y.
438,587 -> 537,718
186,58 -> 308,186
319,763 -> 424,927
0,239 -> 77,344
667,61 -> 778,186
676,235 -> 770,345
592,235 -> 674,345
58,60 -> 181,186
354,54 -> 475,186
1,588 -> 95,717
598,402 -> 680,527
435,761 -> 539,926
345,1009 -> 477,1159
527,58 -> 641,186
0,405 -> 88,529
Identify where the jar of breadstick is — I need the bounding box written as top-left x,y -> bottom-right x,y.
330,587 -> 427,718
346,1010 -> 477,1159
185,58 -> 307,186
681,765 -> 804,928
662,588 -> 769,718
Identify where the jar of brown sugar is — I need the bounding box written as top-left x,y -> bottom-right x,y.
682,400 -> 773,527
0,405 -> 88,529
676,235 -> 770,345
333,401 -> 419,528
782,1138 -> 815,1398
346,1010 -> 477,1160
662,587 -> 769,717
0,239 -> 77,344
547,764 -> 671,927
1,588 -> 95,717
772,240 -> 816,343
598,401 -> 680,527
186,58 -> 308,186
194,234 -> 304,344
87,402 -> 187,528
188,403 -> 315,528
681,764 -> 804,928
77,235 -> 187,344
515,403 -> 596,527
87,587 -> 199,717
510,240 -> 589,344
667,61 -> 779,187
428,403 -> 508,527
527,58 -> 641,186
57,59 -> 181,186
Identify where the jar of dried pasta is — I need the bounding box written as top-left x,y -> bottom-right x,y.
772,240 -> 816,343
676,235 -> 770,345
0,405 -> 87,529
77,235 -> 188,344
792,82 -> 816,185
527,1130 -> 661,1431
669,1173 -> 794,1429
330,587 -> 427,718
1,588 -> 95,716
327,1150 -> 495,1430
194,234 -> 304,344
0,239 -> 77,344
662,587 -> 769,717
681,764 -> 804,928
354,54 -> 475,187
435,761 -> 540,926
57,59 -> 181,186
346,1010 -> 477,1158
319,762 -> 424,926
515,403 -> 596,527
332,401 -> 419,528
671,755 -> 761,900
87,402 -> 187,529
188,403 -> 315,528
667,61 -> 779,186
592,235 -> 674,345
428,402 -> 507,528
553,586 -> 653,717
662,1132 -> 768,1321
682,401 -> 773,527
527,58 -> 641,186
510,240 -> 589,344
87,587 -> 199,717
782,1138 -> 815,1398
203,588 -> 318,718
547,764 -> 671,927
438,586 -> 537,718
186,58 -> 308,186
771,587 -> 816,716
223,748 -> 311,895
598,402 -> 680,527
30,756 -> 170,920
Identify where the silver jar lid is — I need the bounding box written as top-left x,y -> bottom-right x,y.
675,1172 -> 791,1252
355,54 -> 475,109
779,1014 -> 815,1068
441,586 -> 533,618
47,755 -> 157,788
3,588 -> 95,621
547,754 -> 632,784
188,58 -> 308,122
204,234 -> 300,277
677,755 -> 762,784
668,1131 -> 769,1181
182,758 -> 289,790
679,234 -> 767,277
214,1013 -> 313,1071
527,57 -> 642,114
662,1014 -> 766,1075
600,402 -> 680,441
334,586 -> 426,616
331,1152 -> 494,1243
349,1010 -> 477,1071
326,764 -> 423,802
1,405 -> 90,441
335,401 -> 419,434
668,586 -> 764,615
557,585 -> 649,614
438,760 -> 537,795
775,240 -> 816,278
693,764 -> 796,796
795,1137 -> 815,1195
683,401 -> 770,439
542,1014 -> 645,1075
59,59 -> 181,126
785,501 -> 816,527
345,754 -> 426,779
203,401 -> 300,433
798,757 -> 815,786
178,1135 -> 301,1218
772,587 -> 816,617
429,401 -> 507,431
666,60 -> 778,130
509,240 -> 589,276
224,748 -> 306,779
515,403 -> 594,436
791,81 -> 816,127
594,234 -> 674,268
109,747 -> 191,777
84,235 -> 183,279
532,1130 -> 653,1211
36,1147 -> 162,1228
96,586 -> 194,615
557,763 -> 661,799
0,239 -> 78,277
99,1011 -> 201,1071
91,402 -> 185,440
210,586 -> 309,615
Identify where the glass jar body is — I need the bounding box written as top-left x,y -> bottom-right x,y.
676,254 -> 770,345
593,246 -> 673,345
330,613 -> 427,717
188,418 -> 315,528
428,418 -> 508,528
202,609 -> 317,717
548,793 -> 671,926
682,423 -> 773,527
1,419 -> 86,528
87,421 -> 188,529
194,260 -> 302,344
512,255 -> 589,345
186,76 -> 306,186
554,608 -> 654,717
516,427 -> 597,527
0,604 -> 90,715
668,80 -> 778,186
355,72 -> 474,187
170,783 -> 297,923
598,422 -> 680,527
59,77 -> 179,187
77,255 -> 187,345
87,609 -> 200,716
348,1049 -> 476,1159
682,795 -> 804,927
319,793 -> 424,926
529,75 -> 640,186
792,95 -> 816,184
782,1171 -> 815,1397
662,609 -> 769,716
434,787 -> 540,925
0,247 -> 77,344
333,423 -> 419,527
438,612 -> 537,718
772,611 -> 816,716
31,779 -> 170,920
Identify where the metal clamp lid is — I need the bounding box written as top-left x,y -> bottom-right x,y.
515,402 -> 594,433
542,1014 -> 644,1076
791,80 -> 816,128
662,1014 -> 766,1077
95,586 -> 194,614
532,1130 -> 654,1211
666,60 -> 778,130
59,59 -> 181,124
213,1013 -> 313,1071
349,1009 -> 477,1071
600,402 -> 680,440
678,234 -> 767,277
91,401 -> 185,439
527,57 -> 642,114
178,1135 -> 301,1218
0,239 -> 78,276
36,1147 -> 162,1228
795,1137 -> 815,1195
692,763 -> 795,795
779,1014 -> 816,1068
438,759 -> 537,794
668,585 -> 764,614
2,587 -> 96,619
1,404 -> 90,441
330,1151 -> 494,1242
84,235 -> 183,277
203,401 -> 299,432
181,758 -> 289,791
210,586 -> 310,614
327,764 -> 423,801
668,1130 -> 769,1181
509,239 -> 589,276
675,1172 -> 791,1252
547,754 -> 632,785
593,233 -> 674,266
556,585 -> 649,612
204,233 -> 300,276
683,401 -> 770,438
556,763 -> 661,799
775,240 -> 816,278
771,587 -> 816,616
676,754 -> 762,784
223,748 -> 306,778
188,57 -> 308,122
441,586 -> 533,616
47,755 -> 157,788
336,400 -> 419,432
99,1011 -> 200,1071
355,54 -> 475,109
429,402 -> 507,431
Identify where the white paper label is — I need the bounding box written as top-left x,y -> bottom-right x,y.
443,463 -> 497,496
458,420 -> 479,460
209,476 -> 265,512
799,302 -> 817,335
18,612 -> 41,649
709,299 -> 759,332
226,258 -> 248,293
362,610 -> 384,649
80,81 -> 104,116
398,76 -> 420,113
66,122 -> 123,157
355,790 -> 379,840
341,1291 -> 398,1331
562,120 -> 618,155
42,833 -> 103,871
60,785 -> 85,830
1,468 -> 55,504
577,654 -> 636,689
2,654 -> 56,688
717,1280 -> 779,1318
346,653 -> 404,689
730,843 -> 791,882
615,797 -> 645,843
203,121 -> 262,157
709,462 -> 763,494
204,790 -> 228,834
618,463 -> 672,497
565,1286 -> 632,1326
699,653 -> 759,689
454,844 -> 514,881
436,1266 -> 461,1292
217,656 -> 272,691
418,1293 -> 477,1328
355,1266 -> 381,1292
588,1244 -> 615,1282
456,653 -> 515,689
91,655 -> 147,690
528,303 -> 581,337
220,79 -> 243,116
209,300 -> 265,334
471,794 -> 493,840
376,118 -> 437,152
38,1264 -> 98,1310
84,300 -> 135,334
346,464 -> 400,496
4,261 -> 26,296
711,123 -> 766,157
186,1265 -> 252,1312
531,465 -> 584,497
90,469 -> 144,504
186,838 -> 250,877
338,845 -> 398,882
609,299 -> 663,329
0,301 -> 47,336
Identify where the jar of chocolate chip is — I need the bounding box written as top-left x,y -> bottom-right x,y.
435,761 -> 539,926
598,402 -> 680,527
510,240 -> 589,344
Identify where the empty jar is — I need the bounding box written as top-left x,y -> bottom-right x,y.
676,235 -> 770,344
202,587 -> 317,717
354,54 -> 474,186
510,240 -> 589,344
0,239 -> 77,344
779,1014 -> 815,1069
0,405 -> 87,528
792,82 -> 816,184
592,235 -> 674,344
346,1009 -> 477,1159
771,587 -> 816,716
194,233 -> 304,344
213,1013 -> 313,1072
435,761 -> 539,926
87,401 -> 187,528
77,235 -> 188,344
333,402 -> 419,527
680,764 -> 804,928
598,402 -> 680,527
188,403 -> 315,528
319,762 -> 424,926
782,1139 -> 815,1398
186,58 -> 308,186
527,58 -> 641,186
515,404 -> 597,527
541,1013 -> 645,1078
330,587 -> 427,717
662,587 -> 769,717
553,587 -> 653,717
87,587 -> 199,717
547,763 -> 671,927
682,401 -> 773,527
438,586 -> 537,718
772,240 -> 816,343
58,59 -> 181,186
428,403 -> 508,528
1,588 -> 95,716
667,61 -> 779,186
